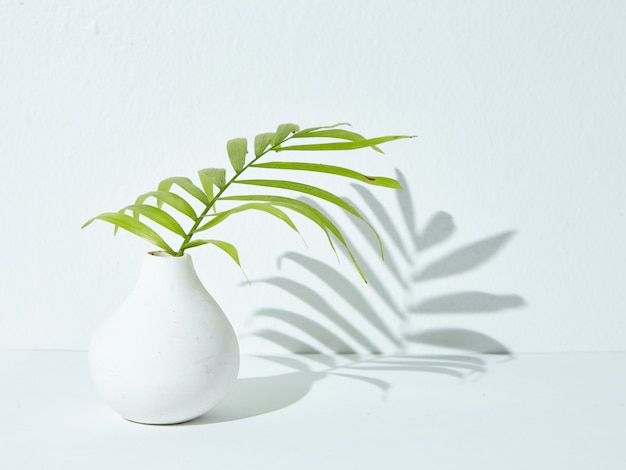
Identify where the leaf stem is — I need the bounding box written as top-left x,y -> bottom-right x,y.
174,137 -> 293,256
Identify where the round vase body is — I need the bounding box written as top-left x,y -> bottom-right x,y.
89,252 -> 240,424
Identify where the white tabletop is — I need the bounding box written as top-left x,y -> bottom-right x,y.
1,351 -> 625,470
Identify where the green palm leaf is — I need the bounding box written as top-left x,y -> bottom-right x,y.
158,177 -> 209,205
198,168 -> 227,191
84,122 -> 412,281
222,194 -> 367,281
226,138 -> 248,173
235,179 -> 384,258
222,194 -> 336,252
251,161 -> 402,188
180,239 -> 241,267
254,132 -> 276,157
196,202 -> 300,234
293,128 -> 384,153
297,122 -> 350,133
82,212 -> 175,254
121,204 -> 186,237
276,135 -> 411,153
135,190 -> 197,220
235,179 -> 361,215
273,123 -> 300,145
197,171 -> 214,202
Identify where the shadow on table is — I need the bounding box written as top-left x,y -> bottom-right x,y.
189,370 -> 323,425
189,351 -> 511,425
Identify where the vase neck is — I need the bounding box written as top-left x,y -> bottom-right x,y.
134,252 -> 201,292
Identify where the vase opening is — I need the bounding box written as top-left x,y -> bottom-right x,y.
148,251 -> 181,258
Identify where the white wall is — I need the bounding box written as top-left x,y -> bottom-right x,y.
1,0 -> 625,353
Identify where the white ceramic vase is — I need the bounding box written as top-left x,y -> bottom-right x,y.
89,251 -> 240,424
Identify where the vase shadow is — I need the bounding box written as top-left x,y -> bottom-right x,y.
184,371 -> 323,425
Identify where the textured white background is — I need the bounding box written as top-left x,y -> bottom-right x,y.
1,0 -> 624,352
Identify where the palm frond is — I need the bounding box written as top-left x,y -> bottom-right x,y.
83,122 -> 414,280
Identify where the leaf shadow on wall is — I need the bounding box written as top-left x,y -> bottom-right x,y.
253,170 -> 525,354
191,170 -> 526,425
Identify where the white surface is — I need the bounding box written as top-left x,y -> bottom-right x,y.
2,351 -> 625,470
1,1 -> 626,352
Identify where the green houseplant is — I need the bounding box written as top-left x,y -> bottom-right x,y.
84,122 -> 412,424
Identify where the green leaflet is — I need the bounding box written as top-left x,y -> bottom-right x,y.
181,239 -> 241,267
292,128 -> 383,153
275,135 -> 411,153
198,168 -> 226,191
122,204 -> 186,237
112,208 -> 123,235
196,202 -> 300,233
135,190 -> 197,220
222,194 -> 336,252
234,179 -> 384,258
297,122 -> 351,133
197,170 -> 214,203
235,179 -> 362,219
221,195 -> 367,281
294,129 -> 361,139
272,123 -> 300,146
198,168 -> 227,214
158,177 -> 209,205
251,161 -> 402,189
226,138 -> 248,173
254,133 -> 275,157
82,212 -> 174,254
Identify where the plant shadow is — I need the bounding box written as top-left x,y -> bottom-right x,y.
191,169 -> 525,424
251,170 -> 525,355
187,352 -> 502,425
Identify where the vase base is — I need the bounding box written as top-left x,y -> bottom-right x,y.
122,414 -> 205,426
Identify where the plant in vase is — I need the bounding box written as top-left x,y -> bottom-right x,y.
84,122 -> 413,424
